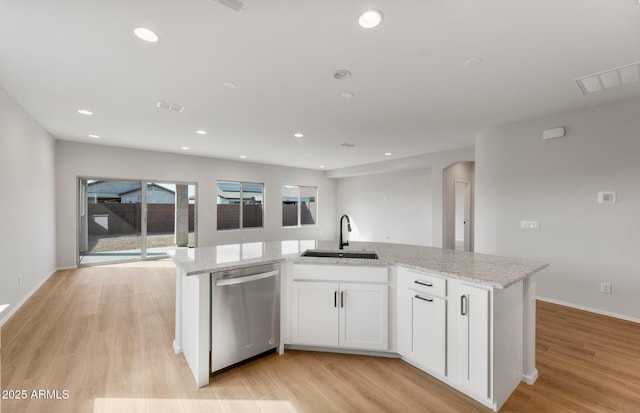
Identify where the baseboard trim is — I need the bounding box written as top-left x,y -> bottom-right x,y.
0,267 -> 58,327
537,296 -> 640,324
522,368 -> 538,385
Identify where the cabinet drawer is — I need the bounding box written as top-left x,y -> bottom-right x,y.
400,267 -> 447,298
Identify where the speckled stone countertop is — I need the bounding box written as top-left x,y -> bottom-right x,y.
168,240 -> 548,289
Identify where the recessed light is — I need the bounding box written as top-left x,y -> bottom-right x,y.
359,10 -> 383,29
319,165 -> 326,169
88,134 -> 100,139
333,70 -> 352,80
223,82 -> 238,89
134,27 -> 159,42
294,133 -> 304,138
196,130 -> 207,135
77,109 -> 93,116
239,155 -> 247,159
181,146 -> 190,150
384,152 -> 392,156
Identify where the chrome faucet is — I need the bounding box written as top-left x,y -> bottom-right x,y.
339,214 -> 352,250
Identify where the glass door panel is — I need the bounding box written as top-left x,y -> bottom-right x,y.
79,179 -> 142,265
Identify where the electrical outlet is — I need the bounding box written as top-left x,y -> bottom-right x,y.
600,282 -> 612,294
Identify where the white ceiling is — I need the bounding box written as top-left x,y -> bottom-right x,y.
1,0 -> 639,170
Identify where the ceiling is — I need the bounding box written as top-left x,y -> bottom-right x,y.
1,0 -> 639,171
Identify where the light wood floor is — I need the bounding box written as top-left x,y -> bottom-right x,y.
2,262 -> 639,413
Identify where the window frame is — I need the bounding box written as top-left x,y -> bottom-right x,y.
282,184 -> 318,227
217,180 -> 264,231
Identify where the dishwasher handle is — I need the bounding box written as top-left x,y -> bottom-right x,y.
215,270 -> 279,287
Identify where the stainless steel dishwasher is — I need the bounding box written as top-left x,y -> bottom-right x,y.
210,263 -> 280,373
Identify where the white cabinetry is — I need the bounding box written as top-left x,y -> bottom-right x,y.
398,268 -> 523,411
397,268 -> 447,376
291,264 -> 388,351
292,281 -> 339,346
449,280 -> 490,399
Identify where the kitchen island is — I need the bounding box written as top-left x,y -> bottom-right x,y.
170,240 -> 547,411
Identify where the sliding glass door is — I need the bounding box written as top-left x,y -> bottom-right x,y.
78,178 -> 196,265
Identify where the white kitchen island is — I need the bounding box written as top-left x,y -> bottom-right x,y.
170,240 -> 547,412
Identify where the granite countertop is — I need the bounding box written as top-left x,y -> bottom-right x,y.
169,240 -> 548,289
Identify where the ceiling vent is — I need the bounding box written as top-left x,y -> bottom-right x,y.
575,62 -> 640,95
156,101 -> 185,112
218,0 -> 249,13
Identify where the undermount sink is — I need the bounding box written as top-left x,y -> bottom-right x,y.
300,249 -> 379,259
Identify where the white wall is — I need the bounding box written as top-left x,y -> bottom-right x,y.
476,97 -> 640,321
55,141 -> 337,268
332,147 -> 475,247
336,169 -> 432,246
0,86 -> 57,326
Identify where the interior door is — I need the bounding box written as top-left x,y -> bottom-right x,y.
454,180 -> 472,252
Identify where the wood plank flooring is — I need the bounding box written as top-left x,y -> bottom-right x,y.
1,262 -> 639,412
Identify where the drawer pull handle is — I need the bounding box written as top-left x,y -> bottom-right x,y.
415,295 -> 433,302
414,280 -> 433,287
461,295 -> 468,316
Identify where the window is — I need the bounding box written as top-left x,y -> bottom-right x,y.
282,185 -> 317,227
217,181 -> 263,230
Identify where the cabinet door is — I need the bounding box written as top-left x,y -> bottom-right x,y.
411,292 -> 446,376
339,283 -> 388,350
291,281 -> 339,346
455,283 -> 489,398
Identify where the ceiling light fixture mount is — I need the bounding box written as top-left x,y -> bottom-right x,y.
464,57 -> 484,67
359,10 -> 384,29
133,27 -> 159,42
333,70 -> 352,80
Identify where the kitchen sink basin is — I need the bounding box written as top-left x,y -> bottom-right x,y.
300,250 -> 379,259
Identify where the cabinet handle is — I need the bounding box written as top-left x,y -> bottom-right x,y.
414,294 -> 433,302
461,295 -> 468,316
334,291 -> 338,308
341,291 -> 345,308
414,280 -> 433,287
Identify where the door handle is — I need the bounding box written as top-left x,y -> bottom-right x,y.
334,291 -> 338,308
414,294 -> 433,302
461,295 -> 468,316
341,291 -> 345,308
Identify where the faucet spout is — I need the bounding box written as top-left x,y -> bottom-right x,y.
339,214 -> 352,250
